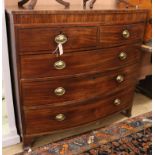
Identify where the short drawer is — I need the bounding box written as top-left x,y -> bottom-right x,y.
100,23 -> 145,47
21,64 -> 139,107
24,88 -> 134,135
17,26 -> 98,54
20,45 -> 141,79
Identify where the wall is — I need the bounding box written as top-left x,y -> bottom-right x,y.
5,0 -> 115,7
2,0 -> 20,147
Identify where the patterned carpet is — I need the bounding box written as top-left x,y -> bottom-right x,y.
17,112 -> 152,155
80,127 -> 152,155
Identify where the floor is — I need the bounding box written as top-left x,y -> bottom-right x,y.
2,92 -> 152,155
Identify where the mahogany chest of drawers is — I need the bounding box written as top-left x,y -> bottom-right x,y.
6,6 -> 148,148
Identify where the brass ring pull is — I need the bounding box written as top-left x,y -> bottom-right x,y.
122,30 -> 130,39
54,60 -> 66,70
54,87 -> 66,96
55,34 -> 68,44
116,75 -> 124,83
119,52 -> 127,60
55,114 -> 66,121
113,99 -> 121,106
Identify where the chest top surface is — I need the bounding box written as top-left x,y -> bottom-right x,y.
6,5 -> 148,25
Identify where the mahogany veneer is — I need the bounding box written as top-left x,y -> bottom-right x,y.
6,5 -> 148,149
20,45 -> 141,79
22,64 -> 139,107
24,88 -> 135,135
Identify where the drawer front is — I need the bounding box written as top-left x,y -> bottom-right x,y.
22,64 -> 139,107
100,23 -> 145,47
17,26 -> 98,54
24,88 -> 134,135
20,45 -> 141,79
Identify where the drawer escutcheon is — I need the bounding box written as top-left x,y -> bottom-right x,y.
55,114 -> 66,121
54,87 -> 66,96
113,99 -> 121,106
55,34 -> 68,44
122,30 -> 130,39
119,52 -> 127,60
116,75 -> 124,83
54,60 -> 66,70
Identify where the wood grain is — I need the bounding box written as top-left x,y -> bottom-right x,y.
20,45 -> 141,79
17,26 -> 98,53
24,88 -> 134,135
21,64 -> 139,107
16,22 -> 145,54
100,23 -> 145,47
10,10 -> 148,25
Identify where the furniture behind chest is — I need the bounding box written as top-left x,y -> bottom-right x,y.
6,5 -> 148,148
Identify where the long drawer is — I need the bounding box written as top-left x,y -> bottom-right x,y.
20,45 -> 141,79
21,64 -> 139,107
24,88 -> 134,135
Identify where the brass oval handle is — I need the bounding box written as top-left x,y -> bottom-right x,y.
55,114 -> 66,121
113,99 -> 121,106
54,87 -> 66,96
54,60 -> 66,70
116,75 -> 124,83
55,34 -> 67,44
119,52 -> 127,60
122,30 -> 130,39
